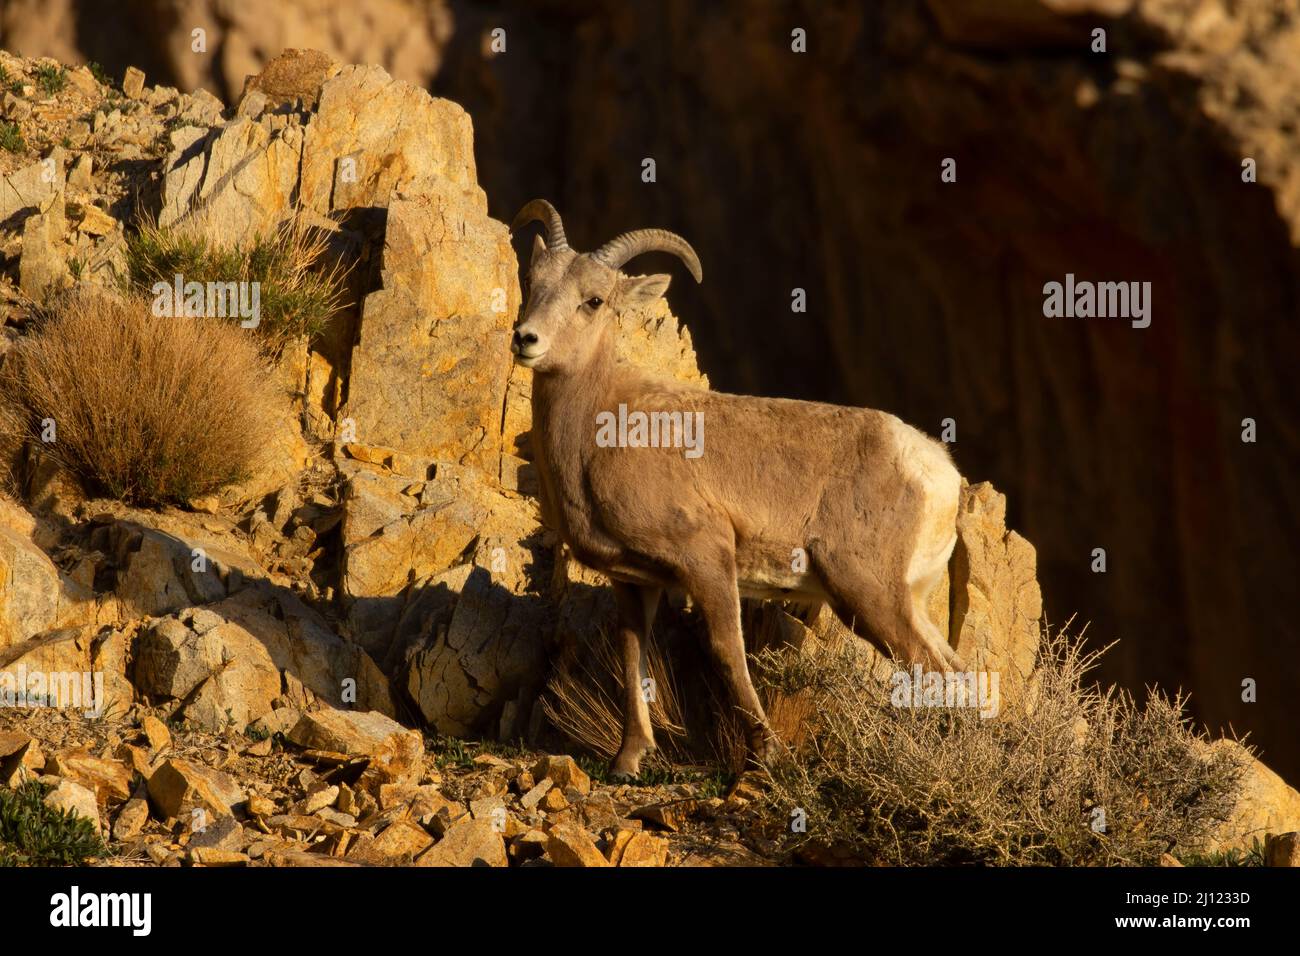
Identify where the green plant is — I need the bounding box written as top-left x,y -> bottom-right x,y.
34,63 -> 67,95
0,782 -> 107,866
752,626 -> 1249,866
126,213 -> 350,355
429,735 -> 475,771
87,61 -> 110,88
3,287 -> 284,505
1177,837 -> 1266,867
0,122 -> 25,153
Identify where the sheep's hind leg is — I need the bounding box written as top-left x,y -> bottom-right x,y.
681,560 -> 779,765
610,582 -> 662,781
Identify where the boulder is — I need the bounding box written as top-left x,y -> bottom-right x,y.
343,183 -> 517,472
1265,832 -> 1300,867
147,758 -> 245,820
414,816 -> 506,867
107,521 -> 263,619
1199,741 -> 1300,853
44,779 -> 101,833
606,829 -> 670,867
133,590 -> 394,731
45,749 -> 133,804
299,64 -> 478,215
286,709 -> 422,785
950,481 -> 1043,697
0,149 -> 65,225
546,822 -> 609,867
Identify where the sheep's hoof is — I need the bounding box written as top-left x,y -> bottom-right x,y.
610,742 -> 654,781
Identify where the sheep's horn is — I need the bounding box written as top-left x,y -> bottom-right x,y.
591,228 -> 703,283
511,199 -> 569,250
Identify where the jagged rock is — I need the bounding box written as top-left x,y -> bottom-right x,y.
0,730 -> 41,787
121,66 -> 145,99
190,815 -> 246,851
343,183 -> 517,472
0,523 -> 63,644
111,795 -> 149,841
44,778 -> 101,832
402,558 -> 549,738
287,709 -> 421,785
300,64 -> 477,214
341,477 -> 485,639
606,829 -> 669,867
239,48 -> 340,112
248,707 -> 301,738
414,816 -> 506,867
531,755 -> 590,797
45,749 -> 133,804
0,625 -> 129,716
133,618 -> 229,699
0,148 -> 65,225
133,590 -> 393,731
350,819 -> 434,864
141,715 -> 171,752
546,822 -> 609,867
18,202 -> 67,299
950,481 -> 1042,696
134,615 -> 281,732
107,521 -> 261,619
147,758 -> 245,820
177,118 -> 302,235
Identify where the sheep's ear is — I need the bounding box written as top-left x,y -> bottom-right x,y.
531,233 -> 547,263
616,273 -> 672,309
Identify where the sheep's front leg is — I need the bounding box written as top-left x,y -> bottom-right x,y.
610,582 -> 662,780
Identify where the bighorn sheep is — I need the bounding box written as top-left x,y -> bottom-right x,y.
511,199 -> 963,778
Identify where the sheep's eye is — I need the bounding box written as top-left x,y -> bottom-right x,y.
584,296 -> 603,310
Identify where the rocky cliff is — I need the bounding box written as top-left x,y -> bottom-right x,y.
0,34 -> 1295,866
7,0 -> 1295,786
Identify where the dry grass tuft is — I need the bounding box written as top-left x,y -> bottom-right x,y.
3,287 -> 283,505
752,624 -> 1249,866
543,625 -> 691,765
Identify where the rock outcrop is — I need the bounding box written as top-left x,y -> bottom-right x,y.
0,38 -> 1297,867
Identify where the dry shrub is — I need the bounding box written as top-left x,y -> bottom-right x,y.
543,625 -> 691,765
752,625 -> 1249,866
4,288 -> 283,505
543,600 -> 848,775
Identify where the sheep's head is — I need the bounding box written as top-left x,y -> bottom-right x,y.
509,199 -> 702,374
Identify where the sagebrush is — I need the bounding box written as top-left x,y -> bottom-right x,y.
752,627 -> 1248,866
4,288 -> 283,505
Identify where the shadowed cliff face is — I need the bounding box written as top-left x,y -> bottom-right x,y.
6,0 -> 1298,780
434,0 -> 1300,780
